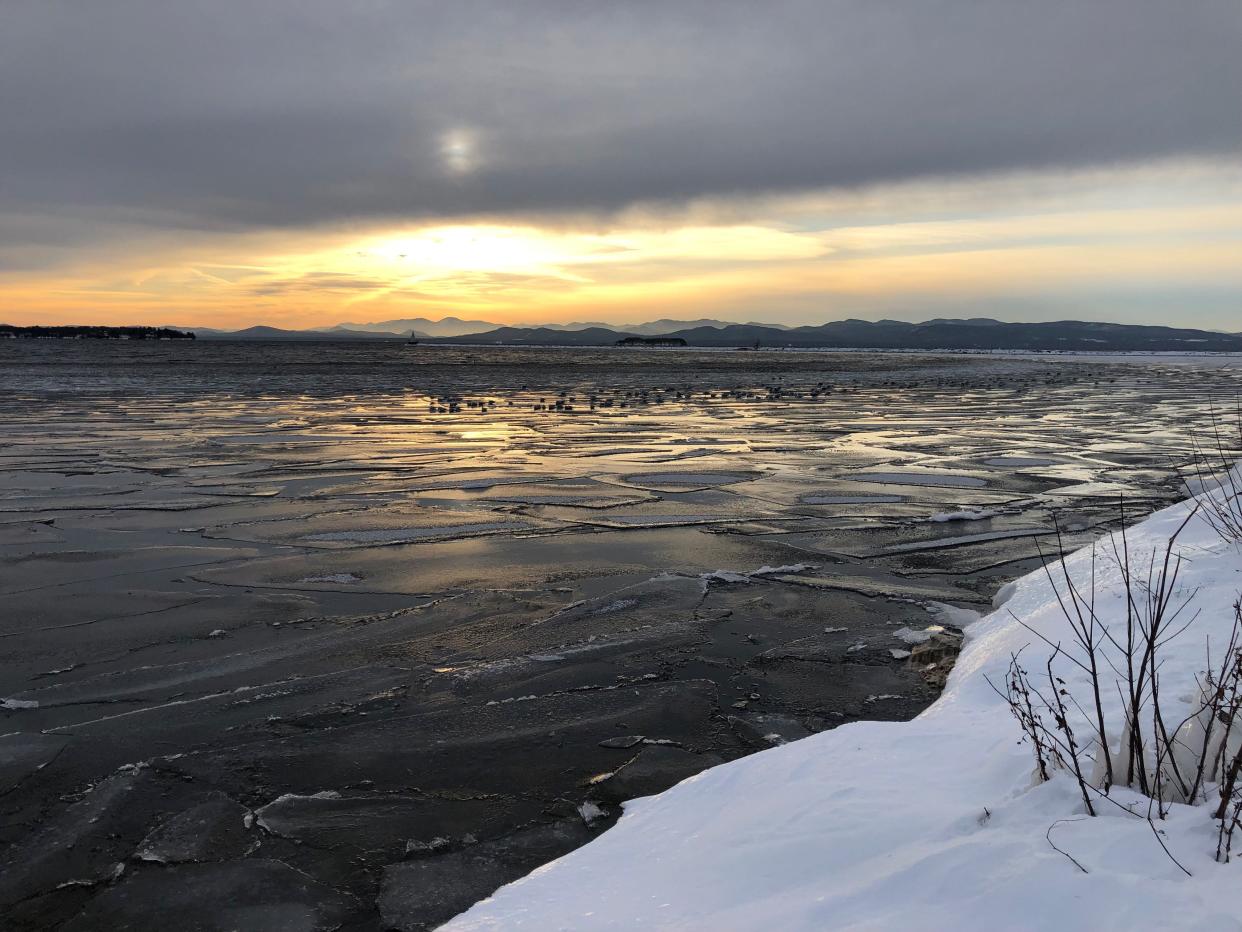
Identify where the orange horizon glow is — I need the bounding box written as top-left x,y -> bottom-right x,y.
4,163 -> 1242,332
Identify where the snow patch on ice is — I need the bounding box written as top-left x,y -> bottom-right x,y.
926,508 -> 998,522
701,570 -> 753,585
700,564 -> 817,587
592,598 -> 638,615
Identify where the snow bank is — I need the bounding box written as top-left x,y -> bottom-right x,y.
445,491 -> 1242,931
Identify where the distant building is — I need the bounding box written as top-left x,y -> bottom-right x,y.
615,336 -> 687,347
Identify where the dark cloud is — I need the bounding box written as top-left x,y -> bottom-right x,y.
2,0 -> 1239,241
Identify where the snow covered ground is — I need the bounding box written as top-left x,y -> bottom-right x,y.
446,486 -> 1242,930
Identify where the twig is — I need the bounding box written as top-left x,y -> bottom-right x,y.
1046,818 -> 1090,874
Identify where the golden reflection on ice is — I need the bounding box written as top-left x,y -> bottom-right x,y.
459,427 -> 515,442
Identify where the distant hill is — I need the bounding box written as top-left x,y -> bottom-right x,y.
329,316 -> 789,336
2,325 -> 194,340
330,317 -> 495,338
197,325 -> 405,341
500,318 -> 790,334
198,316 -> 799,339
540,320 -> 615,331
426,319 -> 1242,352
178,317 -> 1242,351
425,326 -> 640,346
617,318 -> 787,335
677,319 -> 1242,351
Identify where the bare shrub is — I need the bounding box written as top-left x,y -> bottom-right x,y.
1183,398 -> 1242,545
988,501 -> 1242,867
1208,603 -> 1242,862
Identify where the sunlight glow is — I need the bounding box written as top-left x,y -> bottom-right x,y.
357,223 -> 826,281
4,159 -> 1241,330
363,227 -> 596,278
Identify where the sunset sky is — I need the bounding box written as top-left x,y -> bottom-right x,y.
3,2 -> 1240,331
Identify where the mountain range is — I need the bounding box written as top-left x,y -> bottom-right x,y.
186,317 -> 1242,352
192,325 -> 405,341
317,316 -> 791,338
328,317 -> 495,338
419,318 -> 1242,352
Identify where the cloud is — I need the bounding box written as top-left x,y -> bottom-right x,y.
3,0 -> 1239,244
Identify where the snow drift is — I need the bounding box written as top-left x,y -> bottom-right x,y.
445,486 -> 1242,930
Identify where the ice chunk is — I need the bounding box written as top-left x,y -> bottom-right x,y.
749,564 -> 816,577
883,527 -> 1048,554
619,471 -> 761,488
133,794 -> 251,864
701,570 -> 754,585
61,859 -> 353,931
892,626 -> 933,645
852,471 -> 987,488
304,521 -> 524,543
924,601 -> 982,629
701,563 -> 816,586
578,801 -> 607,824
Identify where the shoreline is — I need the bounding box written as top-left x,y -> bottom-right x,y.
447,478 -> 1242,930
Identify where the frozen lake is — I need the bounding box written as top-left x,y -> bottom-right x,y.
2,342 -> 1239,929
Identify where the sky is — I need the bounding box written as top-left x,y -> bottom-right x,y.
2,1 -> 1240,332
